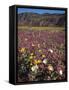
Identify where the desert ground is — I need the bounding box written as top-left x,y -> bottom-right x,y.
17,26 -> 65,82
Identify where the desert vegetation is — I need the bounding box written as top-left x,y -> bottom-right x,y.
17,12 -> 66,82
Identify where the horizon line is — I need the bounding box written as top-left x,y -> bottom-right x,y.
17,8 -> 65,14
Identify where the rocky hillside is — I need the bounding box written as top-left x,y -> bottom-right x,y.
18,12 -> 65,27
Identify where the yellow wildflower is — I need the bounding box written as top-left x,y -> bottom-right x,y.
42,54 -> 46,58
29,56 -> 33,59
37,60 -> 42,63
34,60 -> 41,64
38,49 -> 42,53
33,56 -> 36,59
34,60 -> 38,64
30,53 -> 34,56
20,48 -> 25,53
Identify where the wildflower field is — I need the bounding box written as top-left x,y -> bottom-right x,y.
17,27 -> 65,82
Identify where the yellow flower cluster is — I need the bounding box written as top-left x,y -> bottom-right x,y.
19,47 -> 47,67
20,48 -> 26,53
34,60 -> 42,64
30,53 -> 34,56
29,56 -> 33,59
42,54 -> 46,58
29,53 -> 34,59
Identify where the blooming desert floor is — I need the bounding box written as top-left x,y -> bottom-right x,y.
18,27 -> 65,82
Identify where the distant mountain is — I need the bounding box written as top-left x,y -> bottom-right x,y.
18,12 -> 65,27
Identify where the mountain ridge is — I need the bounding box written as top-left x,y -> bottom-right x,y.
18,12 -> 65,27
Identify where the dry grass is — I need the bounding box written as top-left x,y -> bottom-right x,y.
18,26 -> 65,32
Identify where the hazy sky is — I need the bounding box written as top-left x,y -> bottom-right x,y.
17,8 -> 65,14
